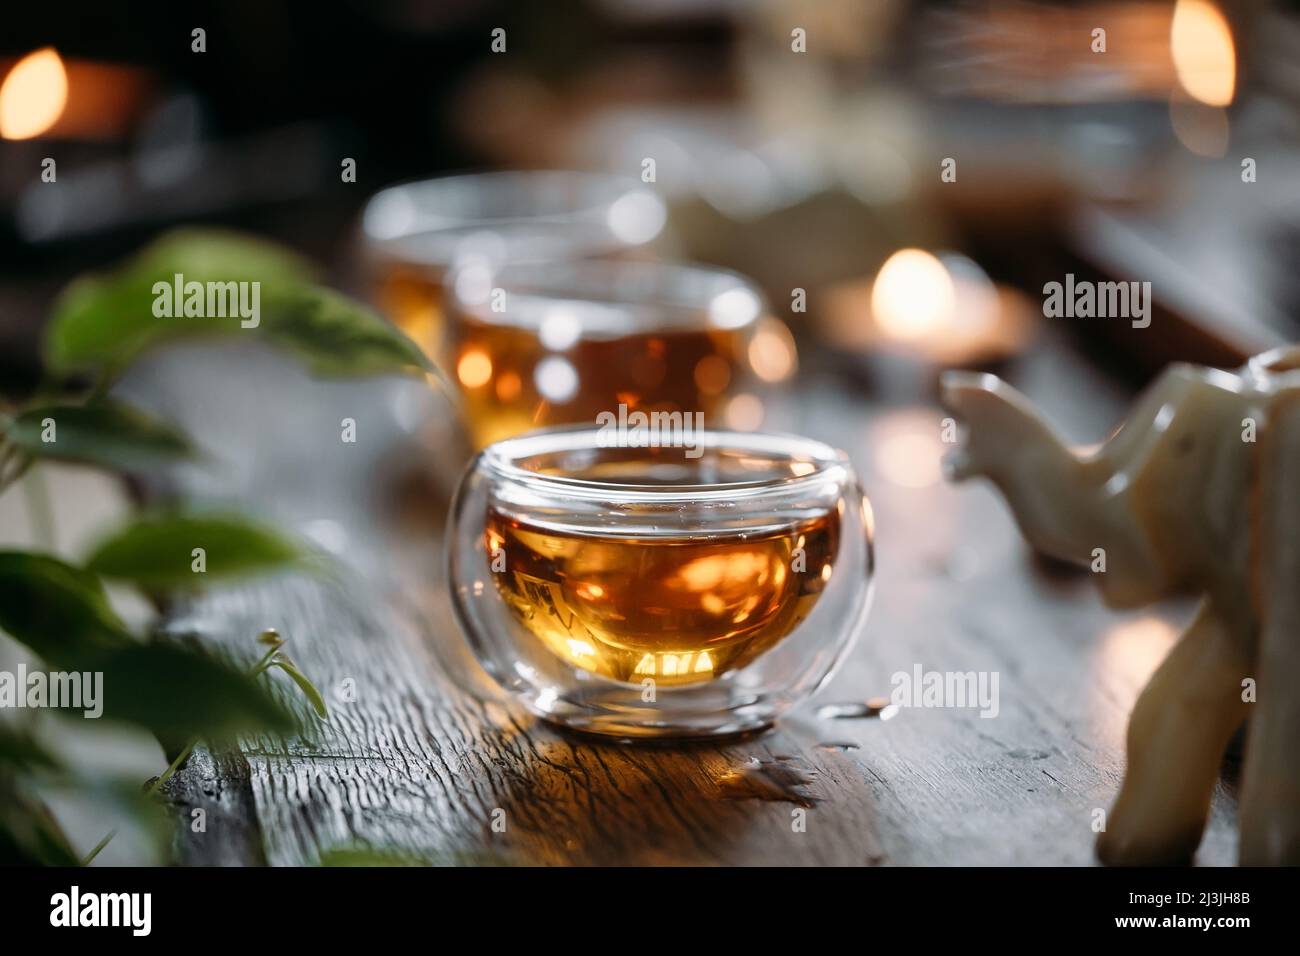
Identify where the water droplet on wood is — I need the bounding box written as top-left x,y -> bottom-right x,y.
817,696 -> 897,720
716,756 -> 817,807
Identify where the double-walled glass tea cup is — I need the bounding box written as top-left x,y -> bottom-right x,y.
447,426 -> 874,738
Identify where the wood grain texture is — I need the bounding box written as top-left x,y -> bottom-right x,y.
122,334 -> 1239,866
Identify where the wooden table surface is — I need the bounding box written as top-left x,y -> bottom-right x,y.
119,328 -> 1239,866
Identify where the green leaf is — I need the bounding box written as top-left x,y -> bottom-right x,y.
129,228 -> 317,288
83,641 -> 296,739
44,228 -> 317,375
0,552 -> 132,665
0,783 -> 80,866
4,400 -> 196,471
43,227 -> 429,382
85,511 -> 306,590
269,658 -> 329,720
262,286 -> 432,378
0,725 -> 61,774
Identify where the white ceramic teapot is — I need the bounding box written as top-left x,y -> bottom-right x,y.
940,347 -> 1300,865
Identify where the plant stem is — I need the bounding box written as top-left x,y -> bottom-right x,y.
80,828 -> 118,866
249,643 -> 284,678
0,443 -> 27,495
148,738 -> 197,798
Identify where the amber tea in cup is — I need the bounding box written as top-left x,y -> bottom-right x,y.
444,259 -> 795,448
485,503 -> 839,685
360,171 -> 666,358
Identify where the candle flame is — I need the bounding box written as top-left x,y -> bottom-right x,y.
1171,0 -> 1235,107
0,48 -> 68,140
871,249 -> 955,342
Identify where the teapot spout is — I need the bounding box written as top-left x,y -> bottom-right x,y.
940,371 -> 1099,567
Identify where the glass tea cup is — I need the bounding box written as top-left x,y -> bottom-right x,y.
443,258 -> 797,448
446,426 -> 874,739
360,171 -> 667,358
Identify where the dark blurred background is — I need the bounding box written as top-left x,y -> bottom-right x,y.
4,0 -> 1300,394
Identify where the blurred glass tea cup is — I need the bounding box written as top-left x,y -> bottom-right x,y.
360,171 -> 668,358
442,257 -> 797,448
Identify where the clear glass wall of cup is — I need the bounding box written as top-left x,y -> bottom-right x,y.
360,171 -> 668,359
443,258 -> 798,448
446,426 -> 874,738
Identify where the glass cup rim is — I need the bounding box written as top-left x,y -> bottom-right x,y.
478,424 -> 849,502
447,258 -> 768,336
361,169 -> 653,243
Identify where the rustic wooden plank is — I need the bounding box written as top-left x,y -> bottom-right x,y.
159,569 -> 886,866
122,334 -> 1238,866
161,746 -> 267,867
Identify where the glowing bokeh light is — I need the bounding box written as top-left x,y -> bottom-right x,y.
725,393 -> 765,431
0,48 -> 68,140
534,356 -> 579,403
457,349 -> 493,388
748,318 -> 798,383
1171,0 -> 1236,107
871,249 -> 955,342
